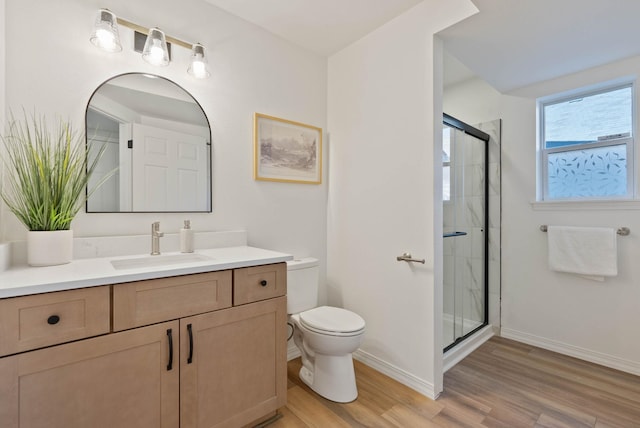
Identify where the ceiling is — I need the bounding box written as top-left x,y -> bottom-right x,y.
439,0 -> 640,93
204,0 -> 640,93
91,75 -> 208,126
203,0 -> 423,56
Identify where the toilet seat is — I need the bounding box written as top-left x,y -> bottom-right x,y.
299,306 -> 365,337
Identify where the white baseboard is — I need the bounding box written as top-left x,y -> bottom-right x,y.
353,349 -> 436,400
443,325 -> 494,372
501,328 -> 640,376
288,341 -> 435,399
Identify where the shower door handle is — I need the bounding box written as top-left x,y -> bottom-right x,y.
396,252 -> 425,264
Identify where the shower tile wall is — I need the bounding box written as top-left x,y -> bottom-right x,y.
478,119 -> 501,334
463,130 -> 484,330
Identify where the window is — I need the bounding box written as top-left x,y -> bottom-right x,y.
539,83 -> 634,200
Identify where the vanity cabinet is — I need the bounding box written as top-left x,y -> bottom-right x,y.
180,297 -> 287,428
0,262 -> 287,428
0,320 -> 179,428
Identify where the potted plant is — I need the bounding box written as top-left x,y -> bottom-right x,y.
0,111 -> 109,266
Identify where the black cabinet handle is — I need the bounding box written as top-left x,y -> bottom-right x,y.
260,280 -> 268,287
47,315 -> 60,325
187,324 -> 194,364
166,329 -> 174,371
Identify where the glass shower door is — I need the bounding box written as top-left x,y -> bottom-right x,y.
443,123 -> 487,351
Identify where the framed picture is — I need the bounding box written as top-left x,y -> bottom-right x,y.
254,113 -> 322,184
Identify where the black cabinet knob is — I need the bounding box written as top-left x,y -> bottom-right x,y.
47,315 -> 60,325
260,280 -> 268,287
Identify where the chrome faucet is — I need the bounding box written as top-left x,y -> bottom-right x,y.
151,222 -> 164,255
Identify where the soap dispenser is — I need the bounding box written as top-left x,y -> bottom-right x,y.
180,220 -> 194,253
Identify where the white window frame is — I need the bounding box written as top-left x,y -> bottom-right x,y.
538,82 -> 635,201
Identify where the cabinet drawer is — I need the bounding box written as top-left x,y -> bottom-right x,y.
113,271 -> 232,331
0,286 -> 110,357
233,263 -> 286,306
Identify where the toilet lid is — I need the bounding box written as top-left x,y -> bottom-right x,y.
299,306 -> 365,334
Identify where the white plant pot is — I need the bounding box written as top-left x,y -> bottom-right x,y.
27,230 -> 73,267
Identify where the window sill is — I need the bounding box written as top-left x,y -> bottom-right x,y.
530,199 -> 640,211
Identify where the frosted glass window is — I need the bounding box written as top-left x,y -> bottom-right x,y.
540,83 -> 634,200
547,144 -> 627,199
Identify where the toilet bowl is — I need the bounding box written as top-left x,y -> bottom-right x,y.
287,258 -> 365,403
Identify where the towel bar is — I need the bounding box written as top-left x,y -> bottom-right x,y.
539,225 -> 630,236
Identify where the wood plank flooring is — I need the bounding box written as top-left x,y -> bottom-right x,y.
271,337 -> 640,427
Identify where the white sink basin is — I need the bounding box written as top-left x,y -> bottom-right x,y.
111,253 -> 212,270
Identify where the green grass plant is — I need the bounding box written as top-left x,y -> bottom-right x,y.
1,111 -> 108,231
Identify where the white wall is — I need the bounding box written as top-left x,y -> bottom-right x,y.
444,78 -> 502,125
327,0 -> 478,398
445,57 -> 640,374
1,0 -> 328,293
0,0 -> 5,234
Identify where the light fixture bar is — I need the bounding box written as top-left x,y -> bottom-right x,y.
91,10 -> 210,78
116,17 -> 192,50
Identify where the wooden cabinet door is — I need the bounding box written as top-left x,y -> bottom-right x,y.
180,296 -> 287,428
0,321 -> 179,428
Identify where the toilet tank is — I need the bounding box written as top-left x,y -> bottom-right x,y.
286,257 -> 319,314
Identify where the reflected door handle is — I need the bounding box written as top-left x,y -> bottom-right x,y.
396,252 -> 425,264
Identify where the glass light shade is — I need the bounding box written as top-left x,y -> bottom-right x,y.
89,9 -> 122,52
142,28 -> 170,66
187,43 -> 210,79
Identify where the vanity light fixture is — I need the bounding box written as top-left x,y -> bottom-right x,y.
187,43 -> 210,79
90,9 -> 210,78
142,28 -> 170,66
89,9 -> 122,52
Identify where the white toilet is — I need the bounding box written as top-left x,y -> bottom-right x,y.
287,257 -> 365,403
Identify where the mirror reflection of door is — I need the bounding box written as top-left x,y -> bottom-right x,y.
86,73 -> 211,213
130,123 -> 208,211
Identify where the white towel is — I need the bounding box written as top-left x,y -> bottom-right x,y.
547,226 -> 617,281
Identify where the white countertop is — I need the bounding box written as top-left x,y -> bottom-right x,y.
0,246 -> 293,298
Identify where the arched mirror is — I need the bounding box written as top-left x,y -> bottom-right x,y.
86,73 -> 211,212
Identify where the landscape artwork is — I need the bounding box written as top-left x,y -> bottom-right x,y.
254,113 -> 322,184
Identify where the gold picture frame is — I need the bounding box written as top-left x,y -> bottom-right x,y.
253,113 -> 322,184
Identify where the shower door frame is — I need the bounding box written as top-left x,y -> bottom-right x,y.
443,113 -> 490,352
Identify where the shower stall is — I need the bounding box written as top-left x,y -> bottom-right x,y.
442,114 -> 490,351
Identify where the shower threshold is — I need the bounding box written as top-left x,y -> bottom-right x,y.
443,324 -> 494,372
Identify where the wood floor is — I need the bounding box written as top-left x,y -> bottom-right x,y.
270,337 -> 640,427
